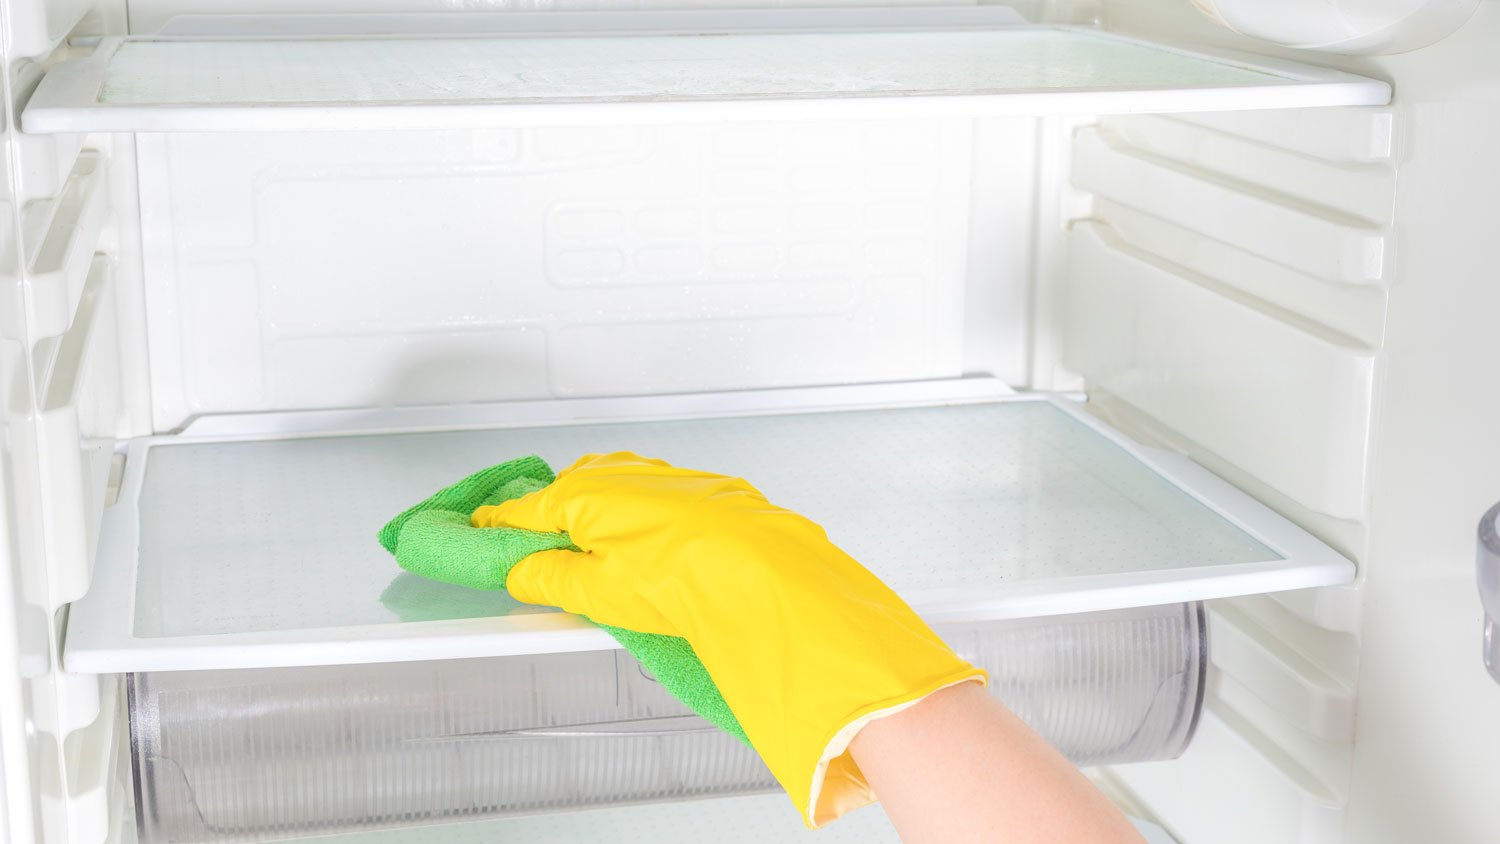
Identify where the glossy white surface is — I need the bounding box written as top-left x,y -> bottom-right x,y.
132,119 -> 998,430
1338,6 -> 1500,838
0,41 -> 125,844
1105,708 -> 1343,844
1059,91 -> 1390,839
33,258 -> 117,616
1081,2 -> 1500,843
21,21 -> 1390,133
66,384 -> 1352,672
1190,0 -> 1479,53
0,48 -> 45,844
1,0 -> 90,60
19,152 -> 109,341
1071,127 -> 1390,286
1062,222 -> 1376,520
1169,107 -> 1396,164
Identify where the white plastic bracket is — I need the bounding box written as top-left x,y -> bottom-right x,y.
22,151 -> 108,341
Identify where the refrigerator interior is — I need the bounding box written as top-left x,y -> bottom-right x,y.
0,2 -> 1497,844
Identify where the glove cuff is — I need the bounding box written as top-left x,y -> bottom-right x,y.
802,667 -> 989,828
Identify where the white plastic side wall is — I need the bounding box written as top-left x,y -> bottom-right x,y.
0,0 -> 136,841
1058,105 -> 1385,844
3,0 -> 89,71
0,51 -> 44,844
1063,2 -> 1500,843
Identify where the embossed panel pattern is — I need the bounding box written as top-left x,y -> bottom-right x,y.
137,121 -> 994,428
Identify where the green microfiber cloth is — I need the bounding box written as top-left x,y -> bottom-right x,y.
379,456 -> 748,745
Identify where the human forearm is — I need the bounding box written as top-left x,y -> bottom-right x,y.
849,682 -> 1146,844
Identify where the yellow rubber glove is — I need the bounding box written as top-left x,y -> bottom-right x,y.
471,451 -> 986,828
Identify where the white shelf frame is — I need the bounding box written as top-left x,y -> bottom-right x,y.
64,379 -> 1354,674
20,9 -> 1392,134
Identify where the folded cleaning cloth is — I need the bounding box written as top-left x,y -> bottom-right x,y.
378,455 -> 748,744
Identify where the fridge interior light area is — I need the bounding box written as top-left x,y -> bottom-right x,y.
2,2 -> 1498,844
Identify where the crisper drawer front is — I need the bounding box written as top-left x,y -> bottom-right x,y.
130,604 -> 1204,844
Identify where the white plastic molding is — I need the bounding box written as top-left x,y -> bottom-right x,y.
21,152 -> 108,340
1071,128 -> 1390,286
1063,222 -> 1376,519
35,258 -> 116,614
4,0 -> 92,60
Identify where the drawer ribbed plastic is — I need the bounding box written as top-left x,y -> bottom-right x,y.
130,603 -> 1205,843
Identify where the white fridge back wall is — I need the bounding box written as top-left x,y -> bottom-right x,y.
136,120 -> 1037,430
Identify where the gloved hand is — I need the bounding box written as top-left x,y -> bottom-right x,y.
378,455 -> 747,742
472,451 -> 986,828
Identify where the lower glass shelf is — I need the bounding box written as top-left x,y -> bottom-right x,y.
273,794 -> 900,844
143,789 -> 1179,844
66,379 -> 1352,673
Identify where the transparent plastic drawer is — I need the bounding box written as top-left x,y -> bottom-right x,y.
131,603 -> 1205,843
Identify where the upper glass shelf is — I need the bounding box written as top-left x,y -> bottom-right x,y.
21,9 -> 1390,134
64,379 -> 1353,673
